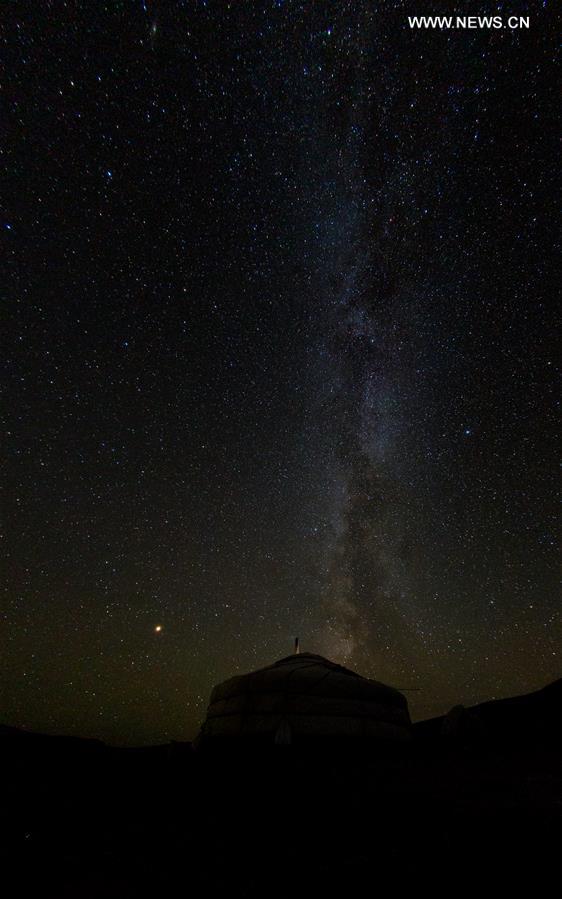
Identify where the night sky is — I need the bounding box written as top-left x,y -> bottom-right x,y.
2,2 -> 560,745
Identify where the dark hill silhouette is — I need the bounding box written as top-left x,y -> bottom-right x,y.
2,678 -> 561,896
414,677 -> 562,747
0,722 -> 107,748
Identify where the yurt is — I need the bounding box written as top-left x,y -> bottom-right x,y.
196,650 -> 411,748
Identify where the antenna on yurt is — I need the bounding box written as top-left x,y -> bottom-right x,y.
294,636 -> 300,655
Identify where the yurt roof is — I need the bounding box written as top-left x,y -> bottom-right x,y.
209,652 -> 408,709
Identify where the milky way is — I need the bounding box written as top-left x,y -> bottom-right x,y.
2,3 -> 559,743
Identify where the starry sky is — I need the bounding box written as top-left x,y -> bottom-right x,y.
2,2 -> 560,745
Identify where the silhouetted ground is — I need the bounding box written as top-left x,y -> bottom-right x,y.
3,681 -> 561,896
